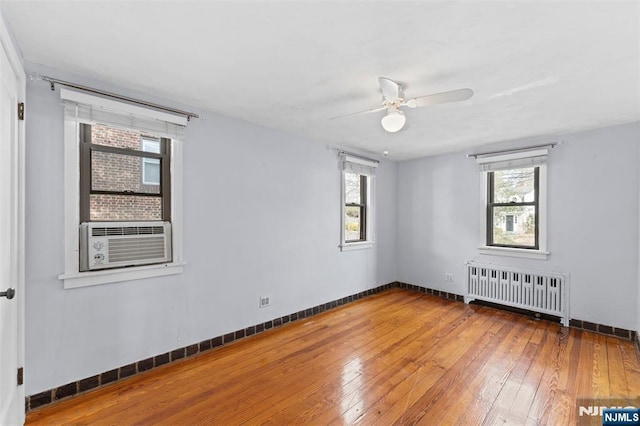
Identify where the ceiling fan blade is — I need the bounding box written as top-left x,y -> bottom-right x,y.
378,77 -> 400,100
407,88 -> 474,108
330,105 -> 386,120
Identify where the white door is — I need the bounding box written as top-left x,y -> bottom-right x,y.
0,31 -> 24,426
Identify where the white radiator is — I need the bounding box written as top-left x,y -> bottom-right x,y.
465,262 -> 569,326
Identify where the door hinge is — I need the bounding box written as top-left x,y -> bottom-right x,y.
17,367 -> 23,386
18,102 -> 24,121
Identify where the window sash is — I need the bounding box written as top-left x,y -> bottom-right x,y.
345,204 -> 366,242
142,158 -> 161,185
486,167 -> 539,249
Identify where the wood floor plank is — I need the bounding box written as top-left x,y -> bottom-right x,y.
472,322 -> 547,425
26,289 -> 640,426
507,321 -> 560,423
525,326 -> 576,425
607,336 -> 634,401
618,338 -> 640,400
591,332 -> 610,398
545,328 -> 594,425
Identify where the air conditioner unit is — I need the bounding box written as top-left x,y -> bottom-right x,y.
80,221 -> 172,271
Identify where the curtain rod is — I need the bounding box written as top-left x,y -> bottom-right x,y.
38,75 -> 200,121
466,142 -> 557,159
338,150 -> 380,163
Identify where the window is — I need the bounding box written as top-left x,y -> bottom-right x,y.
477,148 -> 548,259
80,124 -> 170,222
340,154 -> 378,250
59,89 -> 186,288
344,173 -> 367,242
487,166 -> 538,249
505,215 -> 514,232
141,137 -> 161,185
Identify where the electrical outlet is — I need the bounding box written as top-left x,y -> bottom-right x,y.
259,296 -> 270,308
445,273 -> 454,282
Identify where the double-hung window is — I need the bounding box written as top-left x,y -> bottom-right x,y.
477,149 -> 548,259
486,166 -> 538,249
59,89 -> 187,288
340,154 -> 378,250
344,174 -> 367,242
79,124 -> 171,222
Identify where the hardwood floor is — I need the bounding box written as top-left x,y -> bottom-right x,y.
26,289 -> 640,425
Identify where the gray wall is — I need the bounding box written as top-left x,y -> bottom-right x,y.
397,122 -> 639,331
24,65 -> 398,394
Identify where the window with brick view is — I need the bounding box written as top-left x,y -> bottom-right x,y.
80,123 -> 171,222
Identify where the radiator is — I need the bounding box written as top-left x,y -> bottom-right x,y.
465,262 -> 569,326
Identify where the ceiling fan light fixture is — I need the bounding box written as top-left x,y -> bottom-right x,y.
381,108 -> 406,133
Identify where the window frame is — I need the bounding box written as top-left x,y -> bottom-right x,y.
486,166 -> 539,250
339,154 -> 377,251
344,174 -> 367,243
59,89 -> 185,288
477,149 -> 548,260
79,124 -> 171,222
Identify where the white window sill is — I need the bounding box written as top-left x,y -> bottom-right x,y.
479,246 -> 548,260
340,241 -> 374,252
59,262 -> 185,289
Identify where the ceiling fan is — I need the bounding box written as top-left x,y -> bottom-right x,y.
338,77 -> 474,133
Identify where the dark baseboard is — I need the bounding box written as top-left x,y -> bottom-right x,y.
395,281 -> 465,303
568,318 -> 637,341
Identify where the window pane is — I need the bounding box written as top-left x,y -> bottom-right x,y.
90,194 -> 162,221
92,151 -> 161,194
345,172 -> 361,204
142,138 -> 161,153
492,205 -> 535,247
345,206 -> 361,241
493,167 -> 535,203
143,159 -> 160,185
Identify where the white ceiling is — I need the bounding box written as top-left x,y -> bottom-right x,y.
2,1 -> 639,160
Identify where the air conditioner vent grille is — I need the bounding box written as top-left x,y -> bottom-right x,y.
108,237 -> 166,263
92,226 -> 165,237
